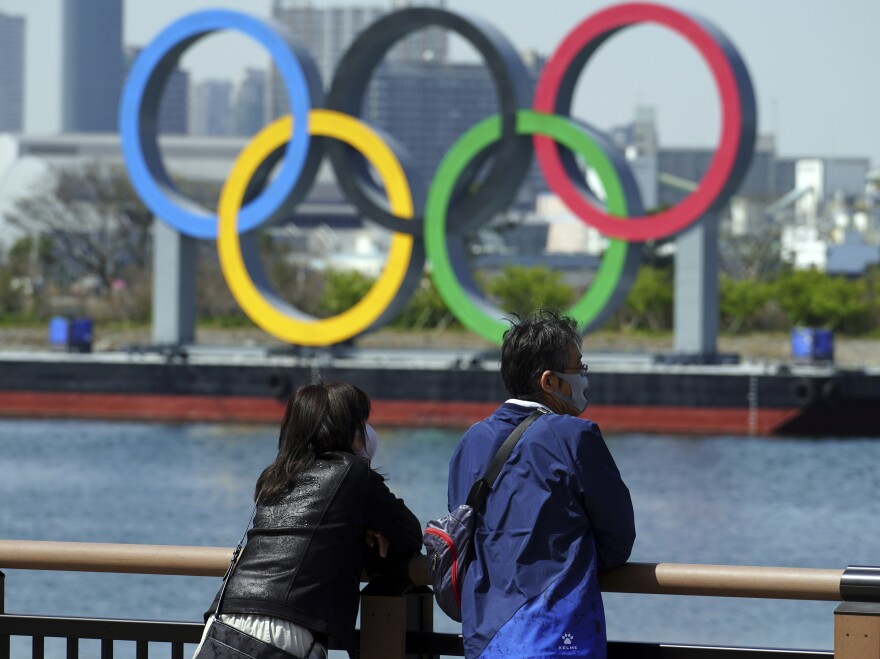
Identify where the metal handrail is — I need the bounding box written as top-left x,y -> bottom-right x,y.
0,539 -> 845,601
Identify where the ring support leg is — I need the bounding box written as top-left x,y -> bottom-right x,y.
152,219 -> 196,347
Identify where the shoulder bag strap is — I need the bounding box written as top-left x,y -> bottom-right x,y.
465,408 -> 547,510
213,502 -> 258,621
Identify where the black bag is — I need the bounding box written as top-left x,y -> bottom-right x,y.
193,506 -> 317,659
423,409 -> 546,621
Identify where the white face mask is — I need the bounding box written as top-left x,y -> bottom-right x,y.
550,371 -> 590,415
355,423 -> 379,461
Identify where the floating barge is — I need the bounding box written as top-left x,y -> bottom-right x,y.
0,347 -> 878,436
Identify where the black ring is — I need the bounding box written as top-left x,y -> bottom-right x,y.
325,7 -> 533,235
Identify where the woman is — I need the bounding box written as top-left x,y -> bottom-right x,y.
195,382 -> 422,659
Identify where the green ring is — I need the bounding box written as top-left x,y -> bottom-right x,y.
424,109 -> 632,344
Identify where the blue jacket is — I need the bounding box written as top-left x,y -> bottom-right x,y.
448,402 -> 635,658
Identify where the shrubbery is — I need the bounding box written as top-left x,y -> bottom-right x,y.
4,162 -> 876,336
486,265 -> 573,317
392,276 -> 459,330
613,266 -> 674,332
308,263 -> 880,335
3,233 -> 879,335
773,268 -> 876,334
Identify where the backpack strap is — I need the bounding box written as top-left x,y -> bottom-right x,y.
465,408 -> 547,510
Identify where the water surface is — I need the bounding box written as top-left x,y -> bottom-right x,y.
1,419 -> 878,656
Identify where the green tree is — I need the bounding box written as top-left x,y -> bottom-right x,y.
775,269 -> 874,334
0,237 -> 43,318
3,162 -> 153,291
720,276 -> 774,333
487,265 -> 573,316
8,236 -> 34,277
318,269 -> 375,317
0,268 -> 25,317
720,225 -> 784,281
393,276 -> 459,330
615,265 -> 674,331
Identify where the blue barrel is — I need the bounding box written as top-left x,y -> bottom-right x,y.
69,317 -> 93,352
813,329 -> 834,362
48,316 -> 70,347
790,327 -> 814,362
791,327 -> 834,363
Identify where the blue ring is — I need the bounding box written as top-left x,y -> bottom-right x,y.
119,10 -> 314,239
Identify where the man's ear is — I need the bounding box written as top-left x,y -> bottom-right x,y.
538,370 -> 556,394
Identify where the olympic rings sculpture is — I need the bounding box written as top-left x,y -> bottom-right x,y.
120,3 -> 756,347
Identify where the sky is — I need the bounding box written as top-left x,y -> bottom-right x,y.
2,0 -> 880,168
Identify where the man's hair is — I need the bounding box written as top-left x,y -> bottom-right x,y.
501,309 -> 581,399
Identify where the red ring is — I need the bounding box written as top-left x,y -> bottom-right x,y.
533,3 -> 745,242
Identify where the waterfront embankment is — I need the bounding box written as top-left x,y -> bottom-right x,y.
1,326 -> 879,368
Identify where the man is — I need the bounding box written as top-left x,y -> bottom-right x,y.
448,310 -> 635,658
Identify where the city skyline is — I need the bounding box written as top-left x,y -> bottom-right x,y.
1,0 -> 879,167
0,10 -> 24,131
61,0 -> 122,132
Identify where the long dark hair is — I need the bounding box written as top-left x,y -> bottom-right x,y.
254,381 -> 371,504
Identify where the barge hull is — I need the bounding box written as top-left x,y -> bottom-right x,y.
0,352 -> 877,435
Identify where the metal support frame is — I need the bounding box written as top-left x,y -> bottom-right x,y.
674,211 -> 720,359
152,219 -> 196,347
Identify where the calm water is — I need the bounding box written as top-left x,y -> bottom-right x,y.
1,419 -> 879,657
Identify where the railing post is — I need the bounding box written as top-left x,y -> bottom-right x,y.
834,566 -> 880,659
407,586 -> 436,659
360,577 -> 436,659
0,570 -> 9,659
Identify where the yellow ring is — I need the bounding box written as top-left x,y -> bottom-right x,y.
217,110 -> 415,346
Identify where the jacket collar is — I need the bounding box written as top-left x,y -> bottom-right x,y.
495,400 -> 551,424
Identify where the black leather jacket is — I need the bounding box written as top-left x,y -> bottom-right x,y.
206,452 -> 422,650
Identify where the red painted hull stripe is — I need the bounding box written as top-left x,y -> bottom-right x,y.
0,392 -> 801,435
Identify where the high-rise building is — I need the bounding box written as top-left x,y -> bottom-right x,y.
266,2 -> 547,210
364,53 -> 546,209
609,105 -> 659,159
0,12 -> 25,132
657,137 -> 782,208
125,47 -> 190,135
158,67 -> 190,135
267,1 -> 447,117
365,61 -> 495,184
62,0 -> 123,133
234,69 -> 268,136
190,80 -> 234,136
